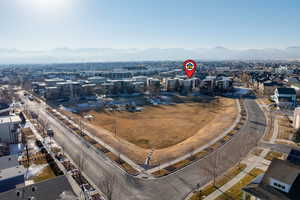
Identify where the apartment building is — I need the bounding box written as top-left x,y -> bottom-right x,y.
0,155 -> 26,193
0,115 -> 21,144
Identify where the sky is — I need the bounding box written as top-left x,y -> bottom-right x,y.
0,0 -> 300,51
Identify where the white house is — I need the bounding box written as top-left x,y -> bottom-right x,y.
274,88 -> 296,108
243,151 -> 300,200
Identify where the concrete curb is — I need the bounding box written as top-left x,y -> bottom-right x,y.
147,99 -> 242,174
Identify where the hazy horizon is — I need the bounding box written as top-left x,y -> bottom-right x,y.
1,0 -> 300,63
1,46 -> 300,64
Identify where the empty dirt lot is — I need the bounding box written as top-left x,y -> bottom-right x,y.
62,97 -> 238,164
86,99 -> 228,149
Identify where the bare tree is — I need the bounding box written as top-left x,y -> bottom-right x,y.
201,150 -> 219,186
99,174 -> 116,200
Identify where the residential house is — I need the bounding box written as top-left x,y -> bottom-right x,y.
274,88 -> 296,108
243,158 -> 300,200
259,81 -> 283,96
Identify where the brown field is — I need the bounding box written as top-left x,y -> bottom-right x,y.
62,97 -> 237,164
86,101 -> 224,149
278,117 -> 294,140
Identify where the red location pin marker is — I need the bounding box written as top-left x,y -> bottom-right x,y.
183,59 -> 197,78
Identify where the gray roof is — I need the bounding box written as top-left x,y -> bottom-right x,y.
0,165 -> 25,180
262,159 -> 300,185
277,88 -> 296,95
243,158 -> 300,200
0,154 -> 19,170
0,175 -> 77,200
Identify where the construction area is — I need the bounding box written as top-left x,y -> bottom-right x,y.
61,96 -> 238,165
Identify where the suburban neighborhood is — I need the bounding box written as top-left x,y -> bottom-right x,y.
1,0 -> 300,199
0,60 -> 299,200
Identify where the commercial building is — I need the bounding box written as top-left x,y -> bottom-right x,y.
0,115 -> 21,144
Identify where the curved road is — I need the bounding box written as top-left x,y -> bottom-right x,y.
23,96 -> 266,200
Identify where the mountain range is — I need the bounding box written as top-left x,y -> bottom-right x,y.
0,47 -> 300,64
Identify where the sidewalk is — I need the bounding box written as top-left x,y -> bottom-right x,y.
202,99 -> 276,200
50,109 -> 146,174
203,149 -> 269,200
147,99 -> 241,174
24,109 -> 105,199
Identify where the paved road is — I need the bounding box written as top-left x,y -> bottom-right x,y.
21,95 -> 266,200
260,142 -> 299,154
203,148 -> 269,200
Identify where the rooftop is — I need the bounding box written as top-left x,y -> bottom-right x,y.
243,158 -> 300,200
56,81 -> 79,85
262,159 -> 300,185
0,115 -> 21,124
0,165 -> 26,180
277,88 -> 296,95
88,76 -> 106,80
263,81 -> 283,87
0,154 -> 19,170
0,175 -> 77,200
44,78 -> 65,82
